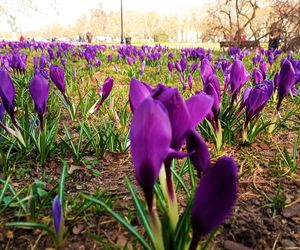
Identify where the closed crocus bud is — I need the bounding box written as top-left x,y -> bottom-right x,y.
53,196 -> 63,234
49,64 -> 66,94
29,75 -> 50,131
253,68 -> 263,84
127,56 -> 133,66
0,69 -> 17,126
99,77 -> 113,102
268,52 -> 274,66
190,62 -> 199,75
200,58 -> 214,83
229,59 -> 250,101
167,61 -> 173,73
180,57 -> 187,72
245,80 -> 274,122
277,59 -> 296,110
180,74 -> 187,91
260,61 -> 267,79
140,60 -> 146,76
273,72 -> 279,89
107,54 -> 113,63
190,157 -> 237,250
175,62 -> 182,73
52,196 -> 64,243
188,73 -> 193,91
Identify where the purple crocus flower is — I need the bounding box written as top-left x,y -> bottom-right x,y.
189,157 -> 237,249
49,64 -> 66,95
179,74 -> 187,91
276,59 -> 296,110
268,52 -> 274,66
140,60 -> 146,76
129,79 -> 213,209
245,80 -> 274,123
236,87 -> 251,116
93,77 -> 114,112
180,57 -> 187,72
107,54 -> 113,63
253,68 -> 263,84
127,57 -> 133,66
260,61 -> 267,79
52,195 -> 63,236
0,102 -> 6,121
175,62 -> 182,73
200,58 -> 214,84
130,97 -> 172,210
187,74 -> 193,91
229,59 -> 250,103
167,61 -> 173,74
190,62 -> 199,75
29,75 -> 50,131
0,69 -> 17,126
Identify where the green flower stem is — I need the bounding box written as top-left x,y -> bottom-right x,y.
149,203 -> 164,250
268,109 -> 279,134
215,120 -> 223,152
159,166 -> 178,231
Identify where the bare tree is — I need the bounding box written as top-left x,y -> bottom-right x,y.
203,0 -> 265,43
271,0 -> 300,50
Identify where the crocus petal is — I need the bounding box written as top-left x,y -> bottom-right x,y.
260,61 -> 267,79
0,69 -> 16,120
52,195 -> 62,235
130,98 -> 172,210
277,59 -> 296,110
204,83 -> 220,116
0,102 -> 5,121
253,68 -> 263,84
153,85 -> 191,150
191,156 -> 238,236
200,58 -> 214,83
186,130 -> 210,175
229,59 -> 250,95
29,75 -> 50,130
50,64 -> 65,94
205,74 -> 221,96
129,78 -> 152,113
185,92 -> 213,129
99,77 -> 114,103
246,80 -> 273,121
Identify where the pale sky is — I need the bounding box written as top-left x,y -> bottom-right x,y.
1,0 -> 214,32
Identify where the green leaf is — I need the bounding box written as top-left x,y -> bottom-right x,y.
0,176 -> 10,204
125,177 -> 154,244
59,161 -> 68,209
83,194 -> 152,250
6,222 -> 56,240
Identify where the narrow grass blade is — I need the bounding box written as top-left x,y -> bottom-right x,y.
125,177 -> 154,243
83,194 -> 152,250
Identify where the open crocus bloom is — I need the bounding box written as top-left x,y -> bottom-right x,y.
130,78 -> 213,209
